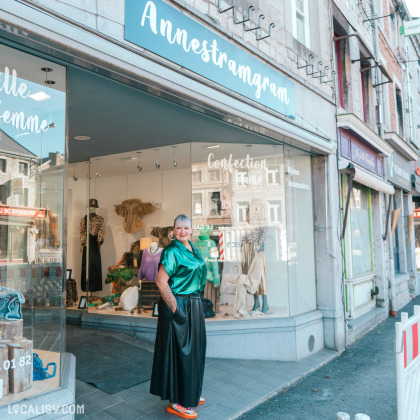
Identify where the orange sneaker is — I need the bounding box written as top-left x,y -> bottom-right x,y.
199,397 -> 205,405
167,403 -> 198,419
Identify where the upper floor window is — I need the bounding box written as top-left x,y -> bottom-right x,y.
292,0 -> 310,48
395,87 -> 404,137
18,162 -> 28,176
334,33 -> 345,108
0,158 -> 6,173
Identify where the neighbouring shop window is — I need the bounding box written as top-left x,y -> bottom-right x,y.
292,0 -> 310,48
350,182 -> 373,275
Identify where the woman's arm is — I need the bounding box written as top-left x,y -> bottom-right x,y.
156,264 -> 177,313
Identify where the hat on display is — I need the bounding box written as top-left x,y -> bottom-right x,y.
89,198 -> 99,208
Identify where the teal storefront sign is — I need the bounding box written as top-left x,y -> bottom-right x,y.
125,0 -> 295,118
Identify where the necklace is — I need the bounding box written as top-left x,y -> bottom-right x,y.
149,247 -> 160,254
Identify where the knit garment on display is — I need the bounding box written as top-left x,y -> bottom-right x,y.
138,248 -> 163,282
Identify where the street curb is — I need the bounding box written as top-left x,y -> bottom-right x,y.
228,351 -> 342,420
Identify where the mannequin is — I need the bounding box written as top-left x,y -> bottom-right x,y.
80,198 -> 104,293
138,241 -> 163,282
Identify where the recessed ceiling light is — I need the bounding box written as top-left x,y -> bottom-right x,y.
29,91 -> 51,102
121,157 -> 137,161
74,136 -> 91,141
207,145 -> 220,149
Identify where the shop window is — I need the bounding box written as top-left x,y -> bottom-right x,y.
192,193 -> 203,215
18,162 -> 28,176
292,0 -> 310,48
207,169 -> 221,183
268,200 -> 282,223
395,87 -> 404,137
349,182 -> 373,276
192,170 -> 202,184
393,213 -> 400,273
0,158 -> 6,172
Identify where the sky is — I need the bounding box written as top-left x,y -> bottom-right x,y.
405,0 -> 420,18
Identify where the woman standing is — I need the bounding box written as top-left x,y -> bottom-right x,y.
150,214 -> 207,419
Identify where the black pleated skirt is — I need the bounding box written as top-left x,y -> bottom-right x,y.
150,294 -> 206,407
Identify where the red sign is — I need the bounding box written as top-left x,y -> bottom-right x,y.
0,206 -> 46,218
414,210 -> 420,219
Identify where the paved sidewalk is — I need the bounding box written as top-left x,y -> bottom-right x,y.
68,324 -> 336,420
240,295 -> 420,420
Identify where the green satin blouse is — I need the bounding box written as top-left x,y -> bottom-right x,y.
159,239 -> 207,295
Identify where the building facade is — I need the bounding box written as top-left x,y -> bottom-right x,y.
0,0 -> 419,415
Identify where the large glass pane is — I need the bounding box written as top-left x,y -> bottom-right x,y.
284,147 -> 316,316
0,44 -> 66,402
67,144 -> 191,313
191,142 -> 289,317
350,182 -> 373,275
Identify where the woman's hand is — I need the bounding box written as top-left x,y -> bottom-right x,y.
156,265 -> 177,313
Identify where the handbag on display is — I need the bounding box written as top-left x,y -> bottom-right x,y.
0,286 -> 25,320
220,264 -> 242,295
119,286 -> 139,311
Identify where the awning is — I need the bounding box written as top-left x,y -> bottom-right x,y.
353,167 -> 395,195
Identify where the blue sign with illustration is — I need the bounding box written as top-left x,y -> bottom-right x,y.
125,0 -> 295,118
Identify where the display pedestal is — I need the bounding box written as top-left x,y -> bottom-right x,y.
0,319 -> 23,341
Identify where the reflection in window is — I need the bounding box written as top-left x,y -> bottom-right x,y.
268,200 -> 282,223
0,158 -> 6,172
18,162 -> 28,176
266,168 -> 280,185
237,201 -> 249,223
207,169 -> 221,183
209,191 -> 221,215
350,182 -> 372,275
236,170 -> 248,186
192,170 -> 202,184
192,193 -> 202,215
